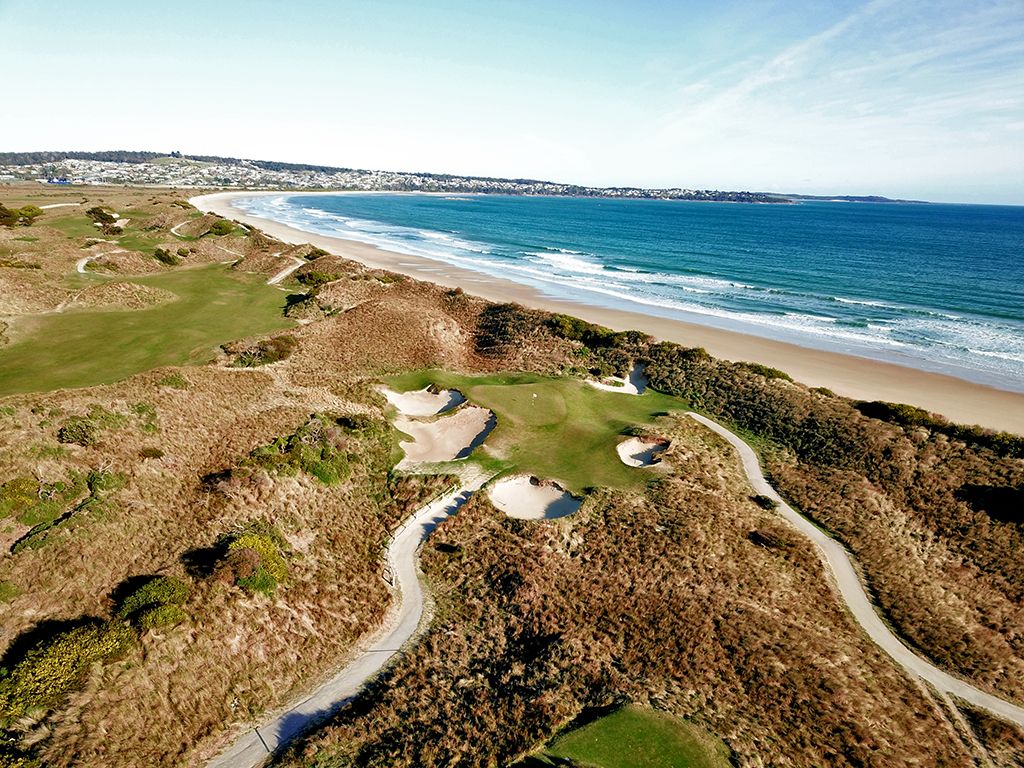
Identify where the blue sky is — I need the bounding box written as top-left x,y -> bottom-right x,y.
1,0 -> 1022,203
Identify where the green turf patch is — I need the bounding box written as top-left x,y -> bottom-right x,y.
43,214 -> 104,240
385,371 -> 688,492
522,705 -> 731,768
0,264 -> 292,394
116,229 -> 163,254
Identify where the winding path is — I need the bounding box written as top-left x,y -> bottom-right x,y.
206,471 -> 490,768
688,412 -> 1024,728
267,255 -> 304,286
204,390 -> 1023,768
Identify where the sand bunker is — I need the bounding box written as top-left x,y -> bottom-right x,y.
396,405 -> 494,466
616,436 -> 670,467
382,386 -> 466,417
488,475 -> 582,520
588,364 -> 648,395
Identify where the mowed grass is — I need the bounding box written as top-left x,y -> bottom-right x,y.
385,370 -> 688,491
43,213 -> 163,253
0,264 -> 291,394
522,706 -> 732,768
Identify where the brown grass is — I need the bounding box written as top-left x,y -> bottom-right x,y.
0,182 -> 1015,766
276,417 -> 974,768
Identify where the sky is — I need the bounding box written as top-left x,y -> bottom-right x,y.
1,0 -> 1022,203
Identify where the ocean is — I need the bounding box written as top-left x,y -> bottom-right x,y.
234,193 -> 1024,393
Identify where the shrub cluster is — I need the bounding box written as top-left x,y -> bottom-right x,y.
207,220 -> 234,236
153,247 -> 181,266
0,204 -> 42,227
475,304 -> 551,357
85,206 -> 120,234
296,270 -> 342,288
0,571 -> 189,737
856,400 -> 1024,458
0,474 -> 86,528
56,417 -> 98,446
737,361 -> 793,382
547,314 -> 632,349
116,576 -> 190,630
244,414 -> 354,485
10,470 -> 121,555
0,620 -> 136,720
231,334 -> 298,367
214,524 -> 290,595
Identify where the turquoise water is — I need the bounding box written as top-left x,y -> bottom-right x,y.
235,193 -> 1024,392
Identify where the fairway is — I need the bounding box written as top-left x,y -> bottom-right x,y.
0,264 -> 292,394
385,371 -> 688,491
524,706 -> 731,768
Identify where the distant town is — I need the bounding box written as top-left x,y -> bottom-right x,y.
0,150 -> 789,203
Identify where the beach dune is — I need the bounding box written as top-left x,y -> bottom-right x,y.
192,191 -> 1024,435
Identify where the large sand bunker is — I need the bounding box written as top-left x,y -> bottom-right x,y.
396,405 -> 494,466
587,364 -> 648,395
488,475 -> 582,520
616,436 -> 670,467
381,386 -> 465,417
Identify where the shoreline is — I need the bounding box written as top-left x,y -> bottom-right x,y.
191,190 -> 1024,434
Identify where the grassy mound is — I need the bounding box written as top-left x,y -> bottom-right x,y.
522,706 -> 731,768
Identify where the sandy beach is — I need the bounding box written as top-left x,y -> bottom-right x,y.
192,191 -> 1024,434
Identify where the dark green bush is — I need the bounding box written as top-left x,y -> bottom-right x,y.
153,247 -> 180,266
208,220 -> 234,236
750,494 -> 778,510
547,314 -> 630,349
738,362 -> 793,382
0,204 -> 42,228
140,446 -> 164,459
56,417 -> 98,446
116,576 -> 189,621
296,270 -> 340,288
135,604 -> 187,631
855,400 -> 1024,458
244,414 -> 351,484
85,206 -> 116,225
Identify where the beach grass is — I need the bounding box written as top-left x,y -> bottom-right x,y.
520,705 -> 731,768
0,264 -> 291,395
385,370 -> 688,491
